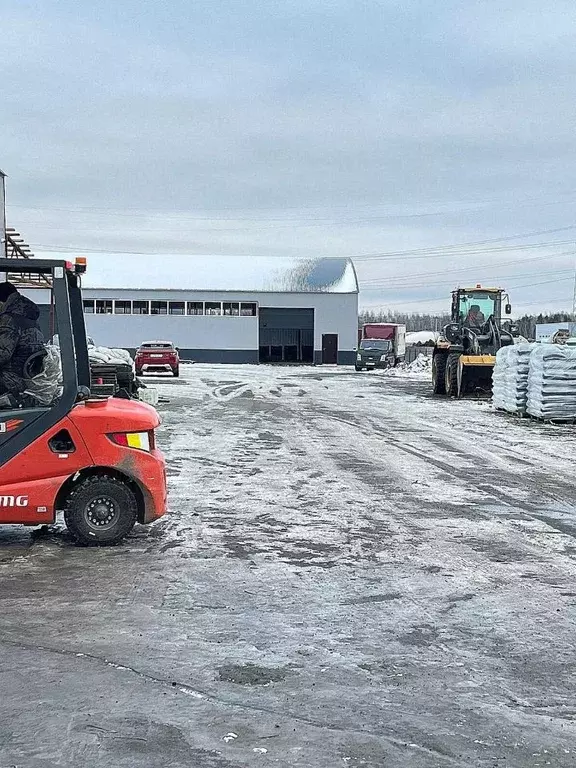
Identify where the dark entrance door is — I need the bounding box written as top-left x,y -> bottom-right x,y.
322,334 -> 338,364
259,308 -> 314,363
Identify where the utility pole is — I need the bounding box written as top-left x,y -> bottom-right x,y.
573,255 -> 576,318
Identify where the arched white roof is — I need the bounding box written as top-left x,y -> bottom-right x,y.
49,253 -> 359,294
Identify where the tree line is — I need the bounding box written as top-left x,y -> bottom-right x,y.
358,310 -> 576,340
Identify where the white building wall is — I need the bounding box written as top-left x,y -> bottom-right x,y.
535,322 -> 576,342
86,314 -> 258,351
80,289 -> 358,357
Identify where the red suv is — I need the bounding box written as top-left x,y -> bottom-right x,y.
135,341 -> 180,377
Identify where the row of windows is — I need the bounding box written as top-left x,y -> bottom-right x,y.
83,300 -> 258,317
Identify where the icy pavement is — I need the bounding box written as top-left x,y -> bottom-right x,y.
2,364 -> 576,767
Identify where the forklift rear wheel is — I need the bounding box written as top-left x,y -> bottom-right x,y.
173,366 -> 180,377
64,475 -> 138,546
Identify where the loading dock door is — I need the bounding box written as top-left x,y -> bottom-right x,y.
322,334 -> 338,364
259,308 -> 314,363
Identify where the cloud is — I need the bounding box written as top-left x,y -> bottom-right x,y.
1,0 -> 575,311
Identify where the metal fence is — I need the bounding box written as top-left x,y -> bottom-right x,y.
405,346 -> 434,364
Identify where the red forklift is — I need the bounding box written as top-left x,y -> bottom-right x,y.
0,257 -> 167,545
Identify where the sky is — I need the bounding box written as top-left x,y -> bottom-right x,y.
2,0 -> 576,314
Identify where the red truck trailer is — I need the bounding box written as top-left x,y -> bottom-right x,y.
356,323 -> 406,371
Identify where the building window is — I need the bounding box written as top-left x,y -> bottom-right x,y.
223,302 -> 240,316
96,300 -> 113,315
205,302 -> 222,316
169,301 -> 185,315
151,301 -> 168,315
83,300 -> 95,314
114,300 -> 132,314
187,301 -> 204,315
133,300 -> 149,315
240,302 -> 257,316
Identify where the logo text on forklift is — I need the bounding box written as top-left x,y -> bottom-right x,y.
0,496 -> 28,507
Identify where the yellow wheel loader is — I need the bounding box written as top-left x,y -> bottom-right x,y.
432,286 -> 515,398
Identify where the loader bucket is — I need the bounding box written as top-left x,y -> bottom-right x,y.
457,355 -> 495,398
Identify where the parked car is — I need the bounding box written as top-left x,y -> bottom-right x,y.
135,341 -> 180,377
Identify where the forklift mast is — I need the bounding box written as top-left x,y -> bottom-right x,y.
0,257 -> 90,466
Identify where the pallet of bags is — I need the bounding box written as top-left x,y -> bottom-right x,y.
492,345 -> 513,411
527,344 -> 576,422
493,343 -> 533,415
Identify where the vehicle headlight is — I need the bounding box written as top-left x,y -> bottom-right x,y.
356,353 -> 362,360
380,354 -> 387,361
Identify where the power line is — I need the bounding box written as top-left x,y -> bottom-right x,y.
353,226 -> 576,261
8,188 -> 576,219
29,236 -> 576,262
358,249 -> 576,288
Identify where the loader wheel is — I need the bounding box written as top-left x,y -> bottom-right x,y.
445,353 -> 461,398
432,354 -> 447,395
64,475 -> 138,547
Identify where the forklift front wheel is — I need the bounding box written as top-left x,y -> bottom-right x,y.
64,474 -> 138,547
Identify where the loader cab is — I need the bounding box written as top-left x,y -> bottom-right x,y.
0,257 -> 91,466
452,288 -> 506,329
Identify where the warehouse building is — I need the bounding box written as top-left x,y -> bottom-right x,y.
57,255 -> 358,365
535,322 -> 576,342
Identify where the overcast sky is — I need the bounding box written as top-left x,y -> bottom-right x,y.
2,0 -> 576,313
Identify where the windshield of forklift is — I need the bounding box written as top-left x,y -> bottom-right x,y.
459,292 -> 498,329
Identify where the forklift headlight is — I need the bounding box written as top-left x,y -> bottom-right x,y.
109,431 -> 154,452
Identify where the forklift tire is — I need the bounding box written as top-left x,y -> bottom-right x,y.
64,474 -> 138,547
432,354 -> 447,395
173,366 -> 180,377
445,353 -> 460,398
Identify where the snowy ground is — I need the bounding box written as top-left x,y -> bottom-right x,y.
2,364 -> 576,767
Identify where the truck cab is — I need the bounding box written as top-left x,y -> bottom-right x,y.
355,339 -> 395,371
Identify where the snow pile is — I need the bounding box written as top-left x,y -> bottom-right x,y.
406,330 -> 439,346
407,353 -> 431,371
383,353 -> 431,377
527,344 -> 576,421
492,343 -> 533,414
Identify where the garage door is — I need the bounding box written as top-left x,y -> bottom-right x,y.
259,308 -> 314,363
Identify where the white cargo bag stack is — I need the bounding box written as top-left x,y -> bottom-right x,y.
492,343 -> 533,414
492,346 -> 513,411
527,344 -> 576,421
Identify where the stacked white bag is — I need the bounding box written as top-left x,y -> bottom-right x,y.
527,344 -> 576,421
88,346 -> 134,367
492,343 -> 534,414
492,346 -> 513,410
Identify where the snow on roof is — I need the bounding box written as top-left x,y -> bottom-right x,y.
67,254 -> 358,294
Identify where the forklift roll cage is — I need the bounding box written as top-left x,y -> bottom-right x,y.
0,257 -> 90,466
